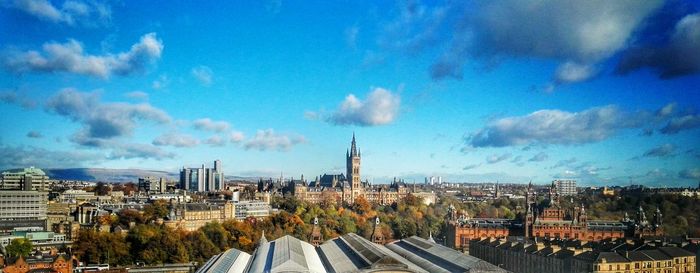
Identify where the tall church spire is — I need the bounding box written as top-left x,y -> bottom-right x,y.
350,132 -> 358,156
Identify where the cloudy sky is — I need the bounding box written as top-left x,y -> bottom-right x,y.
1,0 -> 699,186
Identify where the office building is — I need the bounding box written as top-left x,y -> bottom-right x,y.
1,167 -> 50,191
0,190 -> 48,233
179,160 -> 224,192
234,201 -> 271,220
138,176 -> 167,193
553,179 -> 577,196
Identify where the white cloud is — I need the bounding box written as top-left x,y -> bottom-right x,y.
45,88 -> 171,140
0,90 -> 37,109
462,163 -> 481,170
124,91 -> 148,101
467,105 -> 648,147
1,0 -> 111,26
106,142 -> 175,160
327,87 -> 400,126
229,131 -> 245,143
345,26 -> 359,49
660,114 -> 700,134
486,153 -> 511,164
26,131 -> 43,138
528,152 -> 549,162
643,143 -> 676,158
204,135 -> 227,147
378,1 -> 663,86
553,62 -> 597,85
679,168 -> 700,180
2,33 -> 163,78
618,12 -> 700,78
0,144 -> 103,169
152,74 -> 169,90
303,110 -> 319,120
244,129 -> 306,152
152,132 -> 199,148
191,65 -> 213,86
192,118 -> 230,133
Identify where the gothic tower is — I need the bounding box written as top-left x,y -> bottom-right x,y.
347,133 -> 361,200
525,181 -> 535,238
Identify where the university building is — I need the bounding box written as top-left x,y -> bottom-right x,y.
162,201 -> 236,231
278,134 -> 435,205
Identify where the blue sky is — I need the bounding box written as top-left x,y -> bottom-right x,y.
1,0 -> 699,186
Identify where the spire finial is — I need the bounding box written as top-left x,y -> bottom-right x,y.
259,230 -> 268,245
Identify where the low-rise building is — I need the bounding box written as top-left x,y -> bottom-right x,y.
1,254 -> 74,273
1,231 -> 71,254
233,201 -> 271,220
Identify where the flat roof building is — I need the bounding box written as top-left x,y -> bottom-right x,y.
1,167 -> 50,191
0,190 -> 48,233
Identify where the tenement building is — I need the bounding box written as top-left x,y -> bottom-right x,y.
279,134 -> 435,205
470,237 -> 696,273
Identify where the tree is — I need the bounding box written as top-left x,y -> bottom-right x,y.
201,222 -> 230,251
5,238 -> 33,257
95,182 -> 110,196
143,200 -> 170,221
352,196 -> 372,215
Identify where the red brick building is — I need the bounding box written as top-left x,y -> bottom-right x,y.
1,254 -> 74,273
524,181 -> 663,241
445,204 -> 510,250
446,182 -> 665,251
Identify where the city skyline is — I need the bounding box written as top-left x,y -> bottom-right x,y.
1,1 -> 700,186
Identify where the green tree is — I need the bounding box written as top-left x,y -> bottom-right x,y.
5,238 -> 33,257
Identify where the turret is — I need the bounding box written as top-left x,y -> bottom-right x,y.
259,230 -> 268,246
310,216 -> 323,246
653,207 -> 662,227
371,216 -> 385,244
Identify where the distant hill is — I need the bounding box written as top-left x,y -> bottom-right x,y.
41,168 -> 258,183
44,168 -> 178,183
